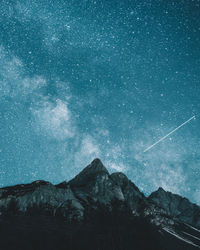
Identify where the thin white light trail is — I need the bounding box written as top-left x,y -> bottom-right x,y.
143,115 -> 196,153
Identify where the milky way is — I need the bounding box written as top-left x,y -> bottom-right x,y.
0,0 -> 200,204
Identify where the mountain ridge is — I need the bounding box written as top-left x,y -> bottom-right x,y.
0,158 -> 199,250
0,158 -> 199,221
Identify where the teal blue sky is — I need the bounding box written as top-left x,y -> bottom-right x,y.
0,0 -> 200,204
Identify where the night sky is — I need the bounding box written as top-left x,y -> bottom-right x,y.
0,0 -> 200,204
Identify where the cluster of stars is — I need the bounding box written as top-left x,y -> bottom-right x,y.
0,0 -> 199,204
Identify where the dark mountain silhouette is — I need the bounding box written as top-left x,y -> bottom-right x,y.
149,187 -> 200,228
0,158 -> 199,250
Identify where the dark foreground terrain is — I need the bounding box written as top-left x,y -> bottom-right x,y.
0,159 -> 199,250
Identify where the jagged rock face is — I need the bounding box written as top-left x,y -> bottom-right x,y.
69,158 -> 109,185
0,159 -> 200,250
0,159 -> 199,230
149,187 -> 200,228
110,172 -> 145,212
0,158 -> 199,230
69,159 -> 124,204
0,181 -> 84,220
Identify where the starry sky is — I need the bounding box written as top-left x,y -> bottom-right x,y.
0,0 -> 200,204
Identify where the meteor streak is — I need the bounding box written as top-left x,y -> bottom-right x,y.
143,115 -> 196,153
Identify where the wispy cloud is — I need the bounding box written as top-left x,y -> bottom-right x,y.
0,45 -> 191,198
73,135 -> 101,169
81,135 -> 101,156
32,98 -> 75,140
129,124 -> 190,195
106,162 -> 127,172
0,46 -> 46,98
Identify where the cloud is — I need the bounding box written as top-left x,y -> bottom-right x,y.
32,98 -> 75,140
128,124 -> 189,195
102,143 -> 128,173
81,136 -> 100,156
0,44 -> 190,198
0,46 -> 46,98
96,128 -> 110,137
73,135 -> 101,169
0,46 -> 75,143
106,162 -> 127,172
147,163 -> 186,194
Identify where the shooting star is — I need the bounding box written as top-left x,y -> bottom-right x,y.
144,115 -> 196,153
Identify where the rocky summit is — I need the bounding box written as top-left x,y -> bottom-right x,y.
0,159 -> 200,250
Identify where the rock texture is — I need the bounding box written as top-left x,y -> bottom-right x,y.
149,187 -> 200,228
110,172 -> 145,212
0,158 -> 199,250
0,179 -> 84,220
69,159 -> 125,205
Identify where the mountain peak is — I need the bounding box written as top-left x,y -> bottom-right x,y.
149,187 -> 167,198
88,158 -> 108,172
149,187 -> 200,228
91,158 -> 102,164
69,158 -> 109,187
81,158 -> 108,174
0,161 -> 199,250
157,187 -> 166,193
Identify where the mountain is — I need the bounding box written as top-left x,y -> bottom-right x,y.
68,158 -> 124,204
149,187 -> 200,228
0,158 -> 199,250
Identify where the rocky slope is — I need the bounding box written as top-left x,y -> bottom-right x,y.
0,158 -> 199,250
149,187 -> 200,228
